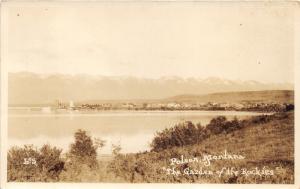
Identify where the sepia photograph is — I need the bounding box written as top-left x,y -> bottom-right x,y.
0,1 -> 299,187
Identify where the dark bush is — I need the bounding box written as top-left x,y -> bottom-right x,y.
206,116 -> 227,135
250,115 -> 271,124
150,116 -> 244,152
150,121 -> 201,151
285,104 -> 294,112
8,144 -> 63,182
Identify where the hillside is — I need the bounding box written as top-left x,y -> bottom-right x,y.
109,112 -> 294,183
166,90 -> 294,104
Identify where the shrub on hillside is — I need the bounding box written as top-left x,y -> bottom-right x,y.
206,116 -> 243,134
206,116 -> 227,134
8,144 -> 63,182
150,117 -> 244,152
250,115 -> 272,124
150,121 -> 202,152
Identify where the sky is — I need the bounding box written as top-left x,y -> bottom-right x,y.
2,2 -> 295,83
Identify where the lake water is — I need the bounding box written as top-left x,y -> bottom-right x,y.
8,109 -> 266,154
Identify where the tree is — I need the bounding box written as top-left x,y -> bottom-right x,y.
69,129 -> 102,168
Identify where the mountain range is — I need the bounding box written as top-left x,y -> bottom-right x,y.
8,72 -> 293,106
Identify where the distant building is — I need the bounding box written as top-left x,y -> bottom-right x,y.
69,101 -> 75,110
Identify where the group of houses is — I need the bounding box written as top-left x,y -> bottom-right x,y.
54,100 -> 293,112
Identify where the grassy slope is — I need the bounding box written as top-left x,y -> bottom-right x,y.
199,112 -> 294,163
110,112 -> 294,183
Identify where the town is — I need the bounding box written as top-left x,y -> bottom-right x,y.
55,100 -> 294,112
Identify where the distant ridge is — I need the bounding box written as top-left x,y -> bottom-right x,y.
165,90 -> 294,103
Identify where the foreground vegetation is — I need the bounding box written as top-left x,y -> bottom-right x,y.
111,112 -> 294,183
8,111 -> 294,183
